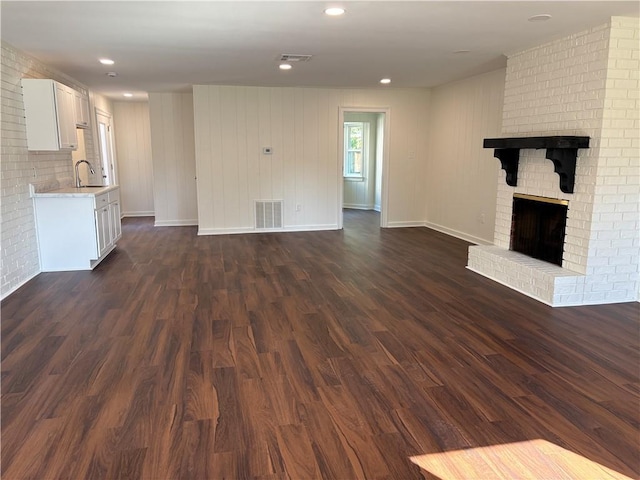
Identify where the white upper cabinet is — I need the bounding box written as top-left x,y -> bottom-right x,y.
21,78 -> 79,150
73,89 -> 90,128
54,82 -> 77,149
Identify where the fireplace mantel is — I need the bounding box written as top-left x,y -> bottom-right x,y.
483,136 -> 590,193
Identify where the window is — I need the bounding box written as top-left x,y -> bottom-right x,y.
344,122 -> 368,178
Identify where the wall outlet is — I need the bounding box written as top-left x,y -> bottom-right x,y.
296,204 -> 302,212
480,213 -> 486,224
262,147 -> 273,155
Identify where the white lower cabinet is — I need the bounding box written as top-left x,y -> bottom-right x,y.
96,204 -> 111,257
110,198 -> 122,241
33,186 -> 122,271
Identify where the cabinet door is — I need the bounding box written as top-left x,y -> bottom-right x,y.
54,83 -> 78,149
73,90 -> 90,128
110,200 -> 122,242
22,79 -> 77,151
95,206 -> 111,257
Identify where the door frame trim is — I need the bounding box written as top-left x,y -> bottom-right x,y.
338,106 -> 391,229
95,108 -> 118,186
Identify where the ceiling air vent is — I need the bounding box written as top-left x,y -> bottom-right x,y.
278,54 -> 313,62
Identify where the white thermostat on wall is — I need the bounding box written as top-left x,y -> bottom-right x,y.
262,147 -> 273,154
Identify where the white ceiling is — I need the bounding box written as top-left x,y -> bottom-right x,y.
1,1 -> 638,100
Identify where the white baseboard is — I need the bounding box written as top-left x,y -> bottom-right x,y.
198,224 -> 339,236
343,204 -> 375,210
155,219 -> 198,227
386,220 -> 425,228
424,222 -> 493,246
373,204 -> 381,212
122,211 -> 154,217
1,270 -> 40,301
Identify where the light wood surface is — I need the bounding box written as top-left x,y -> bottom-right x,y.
411,439 -> 633,480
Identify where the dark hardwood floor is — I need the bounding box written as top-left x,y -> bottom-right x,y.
2,210 -> 638,479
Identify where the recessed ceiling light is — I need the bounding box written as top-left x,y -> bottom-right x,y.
380,78 -> 391,84
528,14 -> 552,22
279,63 -> 292,70
453,49 -> 471,54
99,58 -> 115,65
123,93 -> 133,97
106,71 -> 118,77
324,7 -> 345,16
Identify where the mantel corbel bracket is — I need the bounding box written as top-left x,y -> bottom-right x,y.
546,148 -> 577,194
493,148 -> 519,187
484,136 -> 589,194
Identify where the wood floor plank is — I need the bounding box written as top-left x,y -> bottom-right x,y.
1,211 -> 638,479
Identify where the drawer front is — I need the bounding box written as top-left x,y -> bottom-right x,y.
95,193 -> 109,208
108,188 -> 120,204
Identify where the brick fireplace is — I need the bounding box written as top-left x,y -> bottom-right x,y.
467,18 -> 639,307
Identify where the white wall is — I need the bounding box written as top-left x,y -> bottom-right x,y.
193,85 -> 430,234
425,68 -> 506,245
91,93 -> 113,116
149,92 -> 197,226
0,42 -> 100,298
112,101 -> 154,217
343,112 -> 379,210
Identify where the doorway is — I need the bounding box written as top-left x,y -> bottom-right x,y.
338,107 -> 390,228
95,109 -> 117,185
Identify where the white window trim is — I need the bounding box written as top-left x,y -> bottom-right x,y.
343,121 -> 368,179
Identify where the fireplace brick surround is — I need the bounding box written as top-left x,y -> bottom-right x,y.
468,17 -> 639,306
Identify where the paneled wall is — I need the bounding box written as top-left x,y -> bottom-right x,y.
343,112 -> 380,210
0,42 -> 100,298
425,68 -> 506,245
112,101 -> 154,217
193,85 -> 430,234
149,93 -> 197,226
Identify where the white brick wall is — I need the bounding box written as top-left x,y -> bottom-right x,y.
469,17 -> 639,306
1,42 -> 99,298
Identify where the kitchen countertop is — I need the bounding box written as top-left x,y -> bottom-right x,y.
31,185 -> 119,198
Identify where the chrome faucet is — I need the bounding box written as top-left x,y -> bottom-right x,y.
75,160 -> 95,188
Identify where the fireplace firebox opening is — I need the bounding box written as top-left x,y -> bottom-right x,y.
510,194 -> 569,267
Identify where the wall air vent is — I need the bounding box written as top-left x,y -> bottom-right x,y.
255,200 -> 283,229
278,54 -> 313,62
